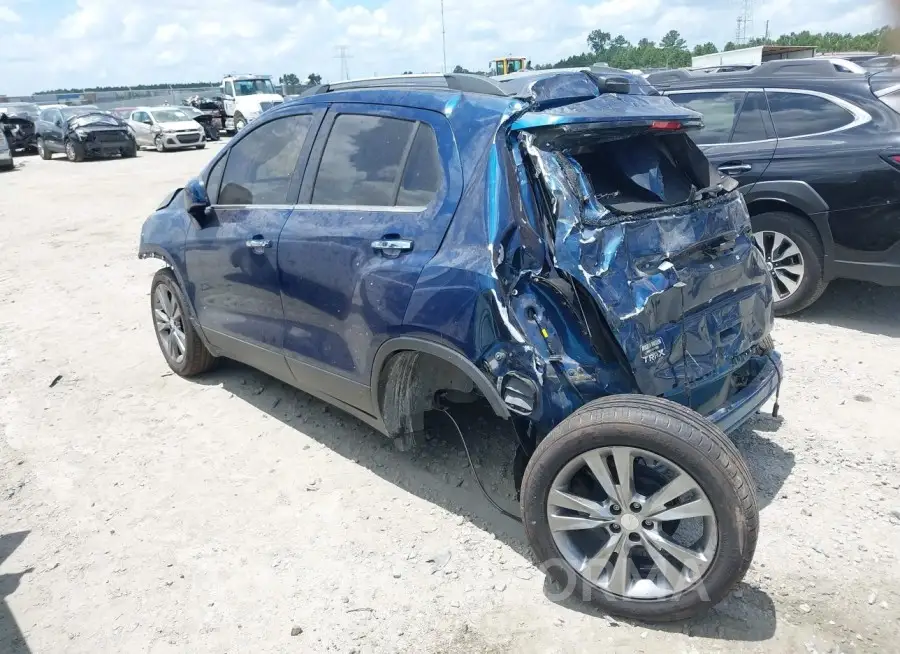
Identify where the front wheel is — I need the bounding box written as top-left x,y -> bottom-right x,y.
195,143 -> 206,150
751,211 -> 827,316
65,139 -> 84,162
37,138 -> 52,160
150,269 -> 217,377
520,395 -> 758,622
155,135 -> 166,153
233,115 -> 247,132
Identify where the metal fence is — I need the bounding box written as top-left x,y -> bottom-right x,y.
23,86 -> 222,110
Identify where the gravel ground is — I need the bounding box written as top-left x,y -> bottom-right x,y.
1,147 -> 898,654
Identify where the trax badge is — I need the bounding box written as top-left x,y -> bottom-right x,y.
640,338 -> 666,364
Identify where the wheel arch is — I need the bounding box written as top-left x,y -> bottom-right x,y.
140,246 -> 215,353
743,180 -> 835,277
369,336 -> 510,437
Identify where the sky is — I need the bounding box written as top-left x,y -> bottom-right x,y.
0,0 -> 890,95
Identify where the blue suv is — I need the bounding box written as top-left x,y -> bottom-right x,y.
139,70 -> 783,622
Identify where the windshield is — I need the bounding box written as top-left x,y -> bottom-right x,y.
0,103 -> 40,120
233,78 -> 276,96
150,109 -> 191,123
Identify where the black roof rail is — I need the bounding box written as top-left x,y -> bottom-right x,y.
297,73 -> 508,98
645,69 -> 696,86
749,59 -> 845,76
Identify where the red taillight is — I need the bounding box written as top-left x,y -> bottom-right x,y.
650,120 -> 682,130
879,153 -> 900,169
890,155 -> 900,165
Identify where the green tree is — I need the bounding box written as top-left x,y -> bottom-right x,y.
692,42 -> 718,56
306,73 -> 322,85
587,29 -> 612,55
279,73 -> 300,87
660,30 -> 687,51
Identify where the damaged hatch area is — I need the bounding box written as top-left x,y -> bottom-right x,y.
513,93 -> 773,400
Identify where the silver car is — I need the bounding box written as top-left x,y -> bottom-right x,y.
126,107 -> 206,152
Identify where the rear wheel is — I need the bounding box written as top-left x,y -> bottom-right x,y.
520,395 -> 758,622
751,211 -> 827,316
150,269 -> 217,377
65,139 -> 84,162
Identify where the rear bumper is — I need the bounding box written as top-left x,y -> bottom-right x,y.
706,351 -> 782,434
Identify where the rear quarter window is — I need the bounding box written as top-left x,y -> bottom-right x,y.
667,91 -> 747,144
766,91 -> 855,138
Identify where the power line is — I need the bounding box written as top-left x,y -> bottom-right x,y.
335,45 -> 353,81
440,0 -> 447,74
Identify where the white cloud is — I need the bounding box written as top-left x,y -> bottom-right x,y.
0,4 -> 21,22
0,0 -> 889,95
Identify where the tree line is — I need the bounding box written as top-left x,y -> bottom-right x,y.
34,26 -> 899,94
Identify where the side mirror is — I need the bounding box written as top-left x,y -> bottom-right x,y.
184,178 -> 211,221
142,119 -> 153,125
55,119 -> 63,128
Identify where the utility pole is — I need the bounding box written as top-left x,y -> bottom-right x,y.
764,20 -> 770,43
335,46 -> 352,81
440,0 -> 447,74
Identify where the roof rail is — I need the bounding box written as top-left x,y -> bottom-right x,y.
750,59 -> 845,76
299,73 -> 508,98
644,69 -> 696,86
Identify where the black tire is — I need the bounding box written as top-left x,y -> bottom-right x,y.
758,334 -> 775,354
751,211 -> 828,316
64,139 -> 84,162
150,269 -> 217,377
520,394 -> 758,622
122,143 -> 137,158
37,138 -> 52,160
196,143 -> 206,149
233,114 -> 247,132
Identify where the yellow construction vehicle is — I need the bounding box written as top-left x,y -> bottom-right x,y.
489,57 -> 527,76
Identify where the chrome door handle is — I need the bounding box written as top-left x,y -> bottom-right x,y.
245,237 -> 272,251
718,164 -> 752,174
372,239 -> 413,256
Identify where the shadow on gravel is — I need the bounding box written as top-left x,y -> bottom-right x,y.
0,531 -> 32,654
789,279 -> 900,338
544,578 -> 778,641
198,361 -> 791,637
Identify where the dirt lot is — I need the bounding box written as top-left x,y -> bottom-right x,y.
0,146 -> 898,654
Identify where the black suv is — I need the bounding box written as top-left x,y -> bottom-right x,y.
648,60 -> 900,314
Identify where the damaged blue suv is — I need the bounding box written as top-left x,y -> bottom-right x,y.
139,70 -> 783,622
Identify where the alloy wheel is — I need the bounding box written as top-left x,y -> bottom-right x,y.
547,446 -> 718,600
65,141 -> 75,161
153,284 -> 187,365
754,230 -> 805,301
37,140 -> 44,157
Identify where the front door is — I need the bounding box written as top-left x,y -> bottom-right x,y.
666,89 -> 776,188
129,111 -> 152,147
184,109 -> 323,381
277,103 -> 461,411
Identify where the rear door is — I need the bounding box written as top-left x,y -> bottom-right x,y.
184,109 -> 324,381
666,89 -> 776,187
277,103 -> 461,411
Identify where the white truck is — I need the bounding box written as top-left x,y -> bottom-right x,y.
219,74 -> 284,133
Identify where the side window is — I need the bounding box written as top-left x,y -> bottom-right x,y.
226,82 -> 235,97
311,114 -> 416,206
206,154 -> 227,204
668,91 -> 747,144
218,114 -> 313,206
397,123 -> 442,207
766,91 -> 854,138
730,92 -> 770,143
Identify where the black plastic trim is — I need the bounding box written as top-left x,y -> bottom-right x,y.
370,336 -> 511,422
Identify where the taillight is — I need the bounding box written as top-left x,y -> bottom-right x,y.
879,153 -> 900,169
650,120 -> 682,130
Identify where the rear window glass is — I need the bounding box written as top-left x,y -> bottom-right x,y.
766,91 -> 854,138
397,124 -> 442,206
668,91 -> 746,145
731,92 -> 770,142
878,90 -> 900,115
312,114 -> 416,206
